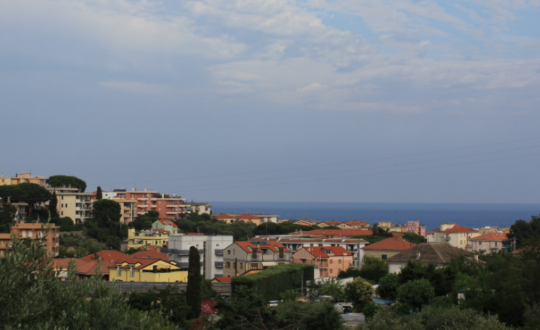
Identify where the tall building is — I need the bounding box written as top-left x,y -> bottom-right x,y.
49,187 -> 93,224
164,235 -> 233,279
0,222 -> 60,257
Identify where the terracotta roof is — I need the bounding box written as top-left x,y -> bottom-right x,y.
236,214 -> 260,220
79,250 -> 128,263
0,233 -> 11,239
362,237 -> 416,251
442,224 -> 478,233
299,246 -> 352,258
130,251 -> 170,261
52,258 -> 88,270
426,231 -> 434,235
248,240 -> 290,252
294,229 -> 373,237
386,243 -> 472,264
470,232 -> 507,241
214,277 -> 232,283
158,220 -> 178,228
77,259 -> 115,275
213,214 -> 236,219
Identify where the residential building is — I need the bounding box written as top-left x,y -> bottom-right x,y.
476,226 -> 510,235
290,229 -> 373,238
126,228 -> 173,250
284,218 -> 322,226
252,236 -> 368,267
386,243 -> 475,274
361,237 -> 416,261
222,240 -> 291,277
378,221 -> 426,236
49,187 -> 93,224
104,189 -> 188,221
186,202 -> 212,215
292,246 -> 353,278
427,223 -> 480,250
52,258 -> 89,279
11,202 -> 28,221
152,220 -> 181,234
319,221 -> 342,227
164,235 -> 234,279
213,213 -> 279,225
470,232 -> 508,253
342,221 -> 370,229
0,172 -> 47,187
0,222 -> 60,257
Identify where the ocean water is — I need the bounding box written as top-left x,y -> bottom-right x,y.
209,202 -> 540,232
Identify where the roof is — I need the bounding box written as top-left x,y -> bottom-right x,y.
324,221 -> 342,225
442,224 -> 478,233
130,251 -> 170,261
52,258 -> 88,270
236,214 -> 261,220
213,214 -> 236,219
297,246 -> 352,258
236,241 -> 290,253
362,237 -> 415,251
426,231 -> 434,235
79,250 -> 129,263
294,229 -> 373,237
386,243 -> 472,264
344,221 -> 370,226
158,220 -> 178,228
0,233 -> 10,239
470,232 -> 507,241
213,277 -> 232,283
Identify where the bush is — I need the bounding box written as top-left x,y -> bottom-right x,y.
231,263 -> 314,301
396,279 -> 434,312
376,274 -> 399,300
363,302 -> 383,321
344,277 -> 374,312
359,256 -> 388,283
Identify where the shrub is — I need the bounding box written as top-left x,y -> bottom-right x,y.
396,279 -> 434,312
344,277 -> 374,312
376,274 -> 399,300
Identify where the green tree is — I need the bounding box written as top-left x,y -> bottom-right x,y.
49,190 -> 59,218
402,232 -> 426,244
128,285 -> 189,327
96,186 -> 103,200
376,274 -> 400,300
0,200 -> 17,233
92,199 -> 121,226
0,183 -> 51,217
47,175 -> 87,192
359,256 -> 388,283
344,277 -> 374,312
186,246 -> 202,319
396,279 -> 434,312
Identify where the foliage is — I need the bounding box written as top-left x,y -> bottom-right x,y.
523,304 -> 540,330
396,279 -> 434,312
307,277 -> 345,302
376,273 -> 400,300
357,306 -> 511,330
362,302 -> 383,321
59,233 -> 107,257
51,216 -> 82,231
338,267 -> 362,278
508,215 -> 540,248
128,285 -> 189,327
280,289 -> 297,302
132,210 -> 160,231
401,232 -> 426,244
232,263 -> 315,301
0,200 -> 17,233
85,199 -> 126,246
0,183 -> 51,217
201,279 -> 217,300
187,246 -> 202,319
96,186 -> 103,200
0,232 -> 171,329
175,212 -> 256,240
93,199 -> 122,226
49,190 -> 59,218
370,224 -> 393,237
359,256 -> 388,283
47,175 -> 87,192
344,277 -> 374,312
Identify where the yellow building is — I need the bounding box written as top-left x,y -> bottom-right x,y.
126,228 -> 173,249
108,259 -> 187,283
0,173 -> 47,187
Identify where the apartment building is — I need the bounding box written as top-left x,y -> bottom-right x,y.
427,223 -> 480,250
0,222 -> 60,257
152,220 -> 181,234
377,221 -> 426,236
49,187 -> 93,224
0,172 -> 47,187
253,236 -> 367,267
292,246 -> 353,278
164,235 -> 234,279
290,229 -> 373,238
222,240 -> 291,277
126,228 -> 173,249
103,189 -> 187,221
186,202 -> 212,215
470,232 -> 508,253
213,213 -> 279,225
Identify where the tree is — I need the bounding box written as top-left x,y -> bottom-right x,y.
186,246 -> 202,319
47,175 -> 87,192
0,183 -> 51,217
96,186 -> 103,200
344,277 -> 374,312
92,199 -> 121,227
128,285 -> 189,327
376,274 -> 400,301
49,190 -> 59,218
0,200 -> 17,233
359,256 -> 388,283
396,278 -> 434,312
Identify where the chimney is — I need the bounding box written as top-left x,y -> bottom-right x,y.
474,255 -> 479,262
416,252 -> 421,260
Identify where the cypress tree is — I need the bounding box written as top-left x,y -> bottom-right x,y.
186,246 -> 201,319
48,191 -> 59,218
96,186 -> 103,200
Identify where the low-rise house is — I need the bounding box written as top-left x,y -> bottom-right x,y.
186,202 -> 212,215
470,232 -> 508,253
222,240 -> 290,277
319,221 -> 342,227
290,229 -> 373,238
0,222 -> 60,257
292,246 -> 353,278
361,237 -> 416,261
126,228 -> 172,249
378,221 -> 426,236
343,221 -> 370,229
213,213 -> 279,225
427,223 -> 480,250
152,220 -> 181,234
386,243 -> 474,274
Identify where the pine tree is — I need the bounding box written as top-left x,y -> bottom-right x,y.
48,191 -> 59,218
186,246 -> 202,319
96,186 -> 103,200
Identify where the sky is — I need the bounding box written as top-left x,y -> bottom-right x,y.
1,0 -> 540,204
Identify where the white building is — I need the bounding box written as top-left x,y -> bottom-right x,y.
164,235 -> 233,279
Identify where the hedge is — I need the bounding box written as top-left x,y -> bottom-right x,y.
231,263 -> 315,301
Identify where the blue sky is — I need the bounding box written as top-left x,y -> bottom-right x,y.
1,0 -> 540,203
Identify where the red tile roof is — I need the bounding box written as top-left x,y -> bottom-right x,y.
236,214 -> 260,220
52,258 -> 88,270
235,241 -> 264,253
301,246 -> 352,258
214,277 -> 232,283
158,220 -> 178,228
213,214 -> 236,219
294,229 -> 373,237
426,231 -> 434,235
130,251 -> 170,261
442,224 -> 478,233
362,237 -> 416,251
470,232 -> 508,241
79,250 -> 129,263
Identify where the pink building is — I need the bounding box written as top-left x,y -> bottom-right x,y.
400,221 -> 426,236
104,189 -> 187,221
470,232 -> 508,253
292,246 -> 353,278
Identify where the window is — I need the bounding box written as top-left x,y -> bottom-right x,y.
118,266 -> 122,276
251,263 -> 258,269
330,260 -> 333,264
338,259 -> 342,264
382,254 -> 388,260
226,262 -> 230,268
227,250 -> 231,255
131,267 -> 135,277
61,212 -> 63,216
460,240 -> 463,244
252,250 -> 257,260
240,262 -> 243,269
479,241 -> 483,245
330,269 -> 333,274
279,247 -> 284,259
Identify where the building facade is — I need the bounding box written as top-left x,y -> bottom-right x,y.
164,235 -> 234,279
0,172 -> 47,187
213,213 -> 279,225
186,202 -> 212,215
470,232 -> 508,253
222,240 -> 290,277
292,246 -> 353,278
427,223 -> 480,250
378,221 -> 426,236
49,187 -> 93,224
0,222 -> 60,257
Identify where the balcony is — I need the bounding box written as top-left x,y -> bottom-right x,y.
151,205 -> 157,208
166,204 -> 178,208
138,198 -> 148,201
167,211 -> 178,215
215,250 -> 224,256
138,204 -> 149,208
215,262 -> 223,269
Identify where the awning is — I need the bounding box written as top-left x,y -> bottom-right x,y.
262,262 -> 277,267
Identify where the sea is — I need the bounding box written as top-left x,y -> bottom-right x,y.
209,202 -> 540,232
